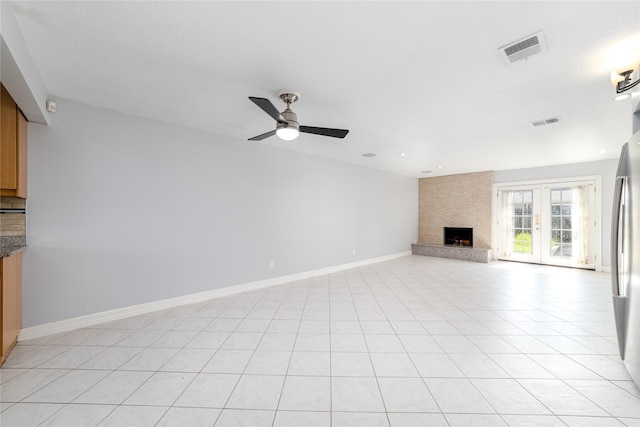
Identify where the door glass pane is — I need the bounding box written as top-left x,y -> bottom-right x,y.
563,231 -> 572,243
513,192 -> 523,205
514,217 -> 522,228
523,191 -> 533,213
550,188 -> 572,258
511,190 -> 533,254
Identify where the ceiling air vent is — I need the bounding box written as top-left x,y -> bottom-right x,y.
499,31 -> 547,64
531,116 -> 561,127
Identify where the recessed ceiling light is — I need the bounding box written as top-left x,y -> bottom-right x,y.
437,166 -> 443,169
421,170 -> 432,174
613,93 -> 631,101
362,153 -> 376,157
400,152 -> 407,157
599,149 -> 608,154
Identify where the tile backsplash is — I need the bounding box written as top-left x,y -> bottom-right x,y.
0,197 -> 26,237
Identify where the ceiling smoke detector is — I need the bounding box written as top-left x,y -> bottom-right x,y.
499,31 -> 547,64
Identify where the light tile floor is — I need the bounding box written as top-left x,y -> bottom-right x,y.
1,256 -> 639,426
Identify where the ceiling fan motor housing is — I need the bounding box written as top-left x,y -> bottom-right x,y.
278,108 -> 299,131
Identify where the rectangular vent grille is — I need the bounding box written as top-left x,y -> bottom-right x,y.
504,36 -> 539,57
531,116 -> 561,127
499,31 -> 546,64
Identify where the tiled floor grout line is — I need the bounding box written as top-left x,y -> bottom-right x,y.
391,270 -> 475,427
323,276 -> 333,427
209,285 -> 288,426
350,268 -> 399,427
270,279 -> 313,427
356,266 -> 462,425
156,298 -> 250,426
369,266 -> 455,425
513,375 -> 618,422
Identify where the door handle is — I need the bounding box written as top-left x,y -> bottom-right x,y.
611,175 -> 626,297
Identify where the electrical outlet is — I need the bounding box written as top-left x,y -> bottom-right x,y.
269,260 -> 275,269
352,248 -> 356,255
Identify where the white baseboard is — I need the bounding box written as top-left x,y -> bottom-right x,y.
19,251 -> 411,341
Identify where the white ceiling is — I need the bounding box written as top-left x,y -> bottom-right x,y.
9,1 -> 640,178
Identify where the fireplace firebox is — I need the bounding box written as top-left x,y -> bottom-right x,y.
444,227 -> 473,247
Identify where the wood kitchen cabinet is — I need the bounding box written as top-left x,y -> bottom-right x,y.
1,84 -> 27,198
1,253 -> 22,365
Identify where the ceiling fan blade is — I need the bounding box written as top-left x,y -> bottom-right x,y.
248,130 -> 276,141
249,97 -> 287,123
300,126 -> 349,139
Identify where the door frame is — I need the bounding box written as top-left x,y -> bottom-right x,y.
493,175 -> 602,271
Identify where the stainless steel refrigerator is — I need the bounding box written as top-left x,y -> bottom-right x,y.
612,130 -> 640,388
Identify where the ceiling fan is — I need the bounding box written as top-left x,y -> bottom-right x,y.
248,90 -> 349,141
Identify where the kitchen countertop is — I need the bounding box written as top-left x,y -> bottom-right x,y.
0,236 -> 27,258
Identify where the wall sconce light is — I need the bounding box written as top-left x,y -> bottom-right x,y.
611,65 -> 640,93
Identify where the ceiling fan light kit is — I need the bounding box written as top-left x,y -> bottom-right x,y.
276,127 -> 299,141
275,91 -> 300,140
248,90 -> 349,141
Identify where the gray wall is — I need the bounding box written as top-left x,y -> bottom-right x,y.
24,99 -> 418,328
494,158 -> 619,268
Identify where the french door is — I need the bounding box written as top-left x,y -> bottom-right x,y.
495,178 -> 599,269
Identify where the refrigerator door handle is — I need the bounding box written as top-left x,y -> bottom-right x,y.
611,174 -> 627,360
611,175 -> 626,296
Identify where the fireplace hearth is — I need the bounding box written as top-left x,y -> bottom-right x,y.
444,227 -> 473,247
